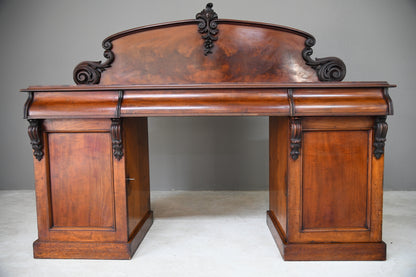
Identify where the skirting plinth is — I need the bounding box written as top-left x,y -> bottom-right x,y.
266,211 -> 386,261
33,211 -> 153,260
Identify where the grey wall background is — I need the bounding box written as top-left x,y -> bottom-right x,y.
1,0 -> 415,190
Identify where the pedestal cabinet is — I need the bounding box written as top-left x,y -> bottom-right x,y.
32,118 -> 153,259
268,116 -> 387,260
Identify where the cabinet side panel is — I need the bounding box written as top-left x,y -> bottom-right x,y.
49,132 -> 115,228
269,117 -> 288,234
124,118 -> 151,237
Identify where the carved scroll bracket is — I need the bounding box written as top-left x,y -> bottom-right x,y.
116,90 -> 124,118
383,88 -> 394,115
28,119 -> 44,161
196,3 -> 219,55
111,118 -> 123,161
302,37 -> 346,82
373,116 -> 388,159
287,89 -> 295,116
290,117 -> 302,160
73,40 -> 115,85
24,91 -> 34,119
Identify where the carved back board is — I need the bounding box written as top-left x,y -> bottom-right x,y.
73,3 -> 346,85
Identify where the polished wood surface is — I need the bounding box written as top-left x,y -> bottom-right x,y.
302,130 -> 369,230
23,83 -> 393,118
23,82 -> 395,91
123,118 -> 151,238
33,211 -> 153,259
99,20 -> 318,85
269,117 -> 288,235
268,116 -> 386,260
267,211 -> 386,261
22,5 -> 394,261
27,91 -> 120,119
49,132 -> 115,229
32,119 -> 152,259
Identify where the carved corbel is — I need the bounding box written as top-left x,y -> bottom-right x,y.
373,116 -> 388,159
290,117 -> 302,160
111,118 -> 123,161
28,119 -> 44,161
196,3 -> 219,55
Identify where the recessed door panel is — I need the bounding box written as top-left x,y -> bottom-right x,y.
48,132 -> 115,229
302,130 -> 369,231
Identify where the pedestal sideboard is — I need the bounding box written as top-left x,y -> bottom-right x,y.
22,4 -> 395,261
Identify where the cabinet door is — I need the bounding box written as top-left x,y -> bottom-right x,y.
287,117 -> 383,243
34,119 -> 127,242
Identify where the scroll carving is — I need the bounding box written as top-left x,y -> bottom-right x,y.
28,119 -> 44,161
73,41 -> 115,85
302,37 -> 346,82
24,91 -> 34,119
383,88 -> 394,115
115,90 -> 124,118
287,89 -> 295,116
111,118 -> 123,160
373,116 -> 388,159
196,3 -> 219,55
290,117 -> 302,160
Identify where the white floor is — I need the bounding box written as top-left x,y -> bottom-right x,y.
0,191 -> 415,277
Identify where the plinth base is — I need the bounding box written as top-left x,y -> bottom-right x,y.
33,211 -> 153,259
266,211 -> 386,261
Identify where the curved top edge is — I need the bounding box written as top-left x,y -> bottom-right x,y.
103,18 -> 315,43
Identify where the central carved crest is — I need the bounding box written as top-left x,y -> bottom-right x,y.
196,3 -> 219,55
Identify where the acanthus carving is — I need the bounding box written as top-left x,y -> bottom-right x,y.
373,116 -> 388,159
111,118 -> 123,161
73,40 -> 115,85
290,117 -> 302,160
302,37 -> 346,82
28,119 -> 44,161
196,3 -> 219,56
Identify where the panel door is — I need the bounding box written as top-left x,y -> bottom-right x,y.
287,117 -> 383,243
34,119 -> 127,242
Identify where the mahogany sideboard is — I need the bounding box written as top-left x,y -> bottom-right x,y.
22,4 -> 395,261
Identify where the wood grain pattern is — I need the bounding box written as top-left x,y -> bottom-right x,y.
38,120 -> 126,242
31,119 -> 152,257
123,118 -> 151,238
100,22 -> 318,85
269,117 -> 386,260
49,132 -> 114,229
121,89 -> 289,116
287,117 -> 383,243
292,88 -> 389,116
369,144 -> 385,242
23,85 -> 392,119
269,117 -> 288,235
27,91 -> 120,119
301,130 -> 369,230
32,120 -> 51,242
